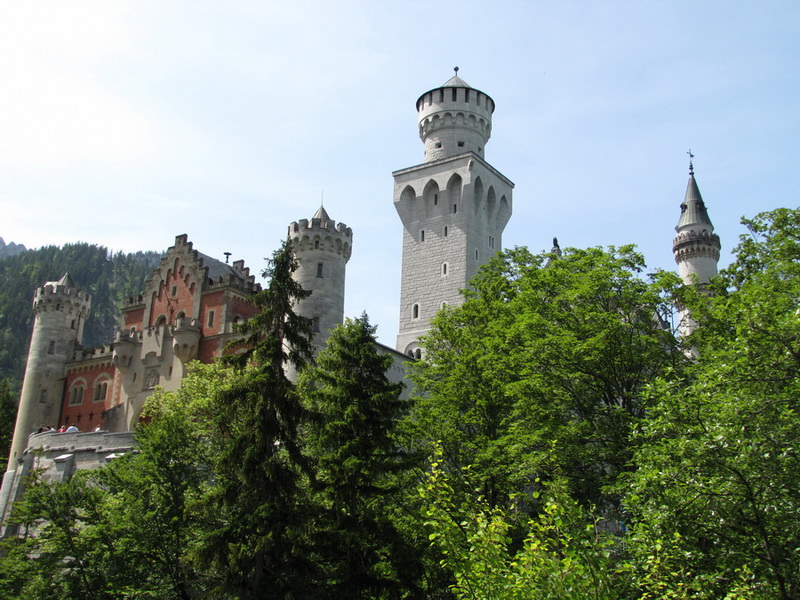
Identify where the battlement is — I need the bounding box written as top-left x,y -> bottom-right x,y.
416,81 -> 494,163
289,216 -> 353,261
32,280 -> 91,314
290,218 -> 353,237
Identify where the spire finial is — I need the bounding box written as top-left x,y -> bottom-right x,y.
454,66 -> 459,76
321,188 -> 324,207
687,148 -> 695,175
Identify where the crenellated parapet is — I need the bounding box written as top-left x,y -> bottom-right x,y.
416,70 -> 495,163
32,278 -> 91,319
673,230 -> 721,263
289,214 -> 353,261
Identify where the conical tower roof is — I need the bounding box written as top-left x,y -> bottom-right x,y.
676,165 -> 714,231
312,205 -> 331,223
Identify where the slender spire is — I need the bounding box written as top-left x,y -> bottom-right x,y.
676,154 -> 713,231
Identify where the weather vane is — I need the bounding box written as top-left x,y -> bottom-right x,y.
687,149 -> 695,175
454,66 -> 459,76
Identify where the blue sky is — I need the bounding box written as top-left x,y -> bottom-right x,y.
1,1 -> 798,346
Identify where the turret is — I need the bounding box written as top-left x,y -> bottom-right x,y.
6,274 -> 91,468
288,206 -> 352,354
673,156 -> 721,336
673,158 -> 721,286
417,67 -> 495,163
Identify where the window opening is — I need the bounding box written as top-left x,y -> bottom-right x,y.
453,204 -> 458,214
207,310 -> 215,328
443,226 -> 448,238
420,230 -> 425,242
442,263 -> 448,276
316,262 -> 324,278
70,386 -> 84,406
412,304 -> 419,319
48,340 -> 55,354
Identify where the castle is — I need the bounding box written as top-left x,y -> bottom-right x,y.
0,72 -> 721,529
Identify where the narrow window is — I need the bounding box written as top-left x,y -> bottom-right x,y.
70,386 -> 84,406
412,304 -> 419,319
439,89 -> 444,102
171,285 -> 177,297
475,249 -> 479,260
316,262 -> 324,278
442,263 -> 448,276
94,382 -> 107,403
489,235 -> 495,249
443,226 -> 448,238
48,340 -> 55,354
207,310 -> 215,328
452,88 -> 457,101
314,240 -> 320,249
420,230 -> 425,242
71,320 -> 76,329
464,89 -> 470,102
433,193 -> 438,205
453,204 -> 458,214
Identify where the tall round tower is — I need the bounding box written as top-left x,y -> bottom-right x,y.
394,70 -> 513,356
288,206 -> 352,353
7,274 -> 91,468
417,67 -> 495,163
673,158 -> 720,336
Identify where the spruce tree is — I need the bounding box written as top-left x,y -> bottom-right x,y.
195,239 -> 317,599
299,314 -> 421,598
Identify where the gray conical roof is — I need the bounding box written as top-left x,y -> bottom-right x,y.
676,173 -> 714,230
312,205 -> 331,223
442,74 -> 471,88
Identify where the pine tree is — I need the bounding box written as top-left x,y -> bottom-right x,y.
299,314 -> 420,597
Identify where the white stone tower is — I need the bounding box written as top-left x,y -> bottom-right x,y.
394,69 -> 514,356
6,274 -> 91,467
672,157 -> 721,336
288,206 -> 352,352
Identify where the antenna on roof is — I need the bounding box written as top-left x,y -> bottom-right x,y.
224,252 -> 231,264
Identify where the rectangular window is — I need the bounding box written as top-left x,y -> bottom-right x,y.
171,285 -> 177,297
489,235 -> 495,249
420,230 -> 425,242
48,340 -> 55,354
464,89 -> 470,102
452,88 -> 457,101
207,310 -> 215,328
316,263 -> 324,278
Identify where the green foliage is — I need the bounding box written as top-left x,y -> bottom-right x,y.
408,245 -> 681,510
0,243 -> 161,389
194,238 -> 319,599
421,451 -> 623,599
623,208 -> 800,599
298,313 -> 422,597
0,365 -> 224,599
0,378 -> 16,471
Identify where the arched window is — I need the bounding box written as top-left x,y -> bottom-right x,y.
69,383 -> 85,406
93,379 -> 109,403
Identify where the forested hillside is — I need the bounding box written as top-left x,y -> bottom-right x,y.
0,242 -> 163,393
